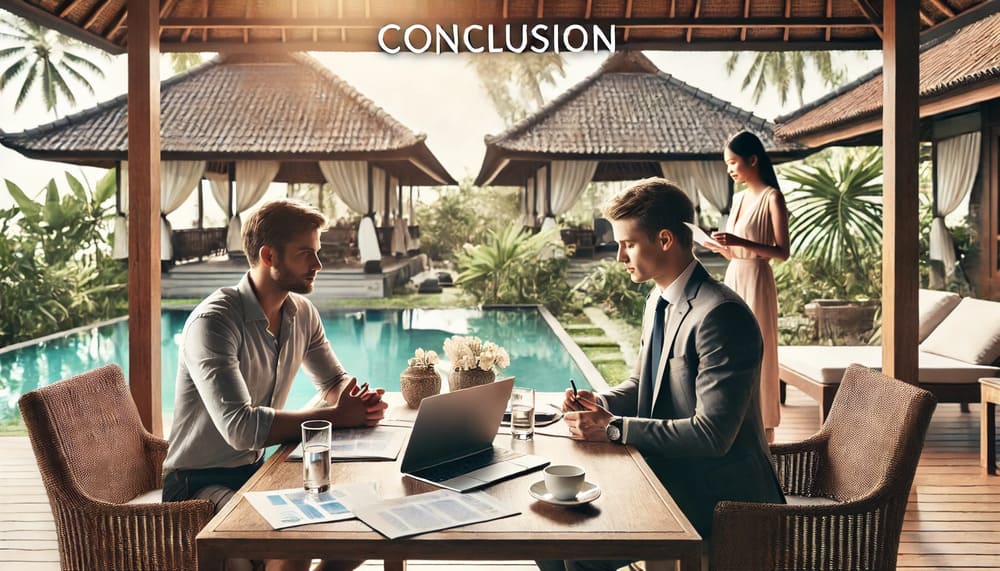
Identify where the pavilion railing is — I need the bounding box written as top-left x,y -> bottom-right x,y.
171,227 -> 227,263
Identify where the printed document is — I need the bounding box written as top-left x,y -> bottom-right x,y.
684,222 -> 726,250
244,482 -> 377,530
288,426 -> 406,461
351,489 -> 518,539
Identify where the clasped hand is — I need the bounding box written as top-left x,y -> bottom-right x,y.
561,388 -> 613,441
327,377 -> 388,427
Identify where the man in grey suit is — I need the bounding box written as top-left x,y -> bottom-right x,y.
540,178 -> 784,571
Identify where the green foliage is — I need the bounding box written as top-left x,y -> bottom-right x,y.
167,53 -> 203,74
724,51 -> 854,105
0,14 -> 109,113
415,179 -> 520,262
0,171 -> 126,346
455,225 -> 573,314
573,260 -> 654,327
783,147 -> 884,282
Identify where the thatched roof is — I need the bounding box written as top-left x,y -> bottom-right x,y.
2,0 -> 993,53
475,51 -> 806,186
775,11 -> 1000,145
0,52 -> 456,185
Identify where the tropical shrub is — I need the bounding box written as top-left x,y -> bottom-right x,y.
455,225 -> 573,314
0,171 -> 126,347
782,147 -> 884,283
573,260 -> 653,327
415,178 -> 520,262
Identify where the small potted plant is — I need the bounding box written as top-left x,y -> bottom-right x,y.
443,335 -> 511,392
400,348 -> 442,408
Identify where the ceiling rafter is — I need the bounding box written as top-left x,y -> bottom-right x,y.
783,0 -> 790,42
584,0 -> 591,19
159,0 -> 180,40
740,0 -> 749,42
919,9 -> 935,26
337,0 -> 344,45
537,0 -> 544,19
80,0 -> 112,31
669,0 -> 676,18
851,0 -> 883,39
243,0 -> 250,44
201,0 -> 208,42
106,6 -> 126,41
928,0 -> 955,18
623,0 -> 633,42
58,0 -> 86,19
825,0 -> 832,41
687,0 -> 701,42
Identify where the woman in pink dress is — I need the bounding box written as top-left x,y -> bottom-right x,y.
709,131 -> 790,443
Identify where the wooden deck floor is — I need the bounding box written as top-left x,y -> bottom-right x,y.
2,387 -> 998,570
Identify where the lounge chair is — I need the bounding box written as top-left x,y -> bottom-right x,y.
779,289 -> 1000,422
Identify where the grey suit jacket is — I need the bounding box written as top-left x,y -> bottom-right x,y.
602,262 -> 784,537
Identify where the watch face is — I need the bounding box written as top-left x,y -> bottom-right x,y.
606,423 -> 621,442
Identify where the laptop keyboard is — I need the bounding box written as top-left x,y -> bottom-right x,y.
413,447 -> 523,483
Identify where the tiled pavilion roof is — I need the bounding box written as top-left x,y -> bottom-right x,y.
475,50 -> 806,186
775,11 -> 1000,145
0,52 -> 456,185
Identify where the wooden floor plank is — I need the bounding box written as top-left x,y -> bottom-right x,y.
2,385 -> 998,570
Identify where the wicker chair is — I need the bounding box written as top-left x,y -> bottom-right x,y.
712,364 -> 937,571
18,364 -> 213,571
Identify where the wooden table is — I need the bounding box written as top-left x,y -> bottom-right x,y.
196,396 -> 702,570
981,378 -> 1000,475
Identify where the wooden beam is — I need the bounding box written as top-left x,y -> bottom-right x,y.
81,0 -> 114,30
740,0 -> 749,42
584,0 -> 592,20
826,0 -> 832,41
928,0 -> 955,18
852,0 -> 884,38
687,0 -> 701,43
783,0 -> 791,43
126,0 -> 162,436
537,0 -> 544,19
58,0 -> 88,18
623,0 -> 633,42
881,0 -> 920,385
919,9 -> 935,26
0,0 -> 124,53
107,6 -> 127,41
155,16 -> 875,29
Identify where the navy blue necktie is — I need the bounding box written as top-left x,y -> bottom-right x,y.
640,297 -> 668,417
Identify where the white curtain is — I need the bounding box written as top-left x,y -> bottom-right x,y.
549,160 -> 598,216
535,168 -> 547,219
319,161 -> 367,213
227,160 -> 280,253
372,167 -> 387,222
539,216 -> 564,260
519,177 -> 536,227
661,161 -> 729,226
160,161 -> 206,260
113,162 -> 129,259
205,171 -> 229,213
408,187 -> 420,250
357,216 -> 382,264
931,132 -> 981,276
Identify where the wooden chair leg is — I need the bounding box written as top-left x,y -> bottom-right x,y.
779,381 -> 787,404
961,401 -> 971,413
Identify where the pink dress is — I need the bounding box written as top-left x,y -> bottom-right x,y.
724,188 -> 781,430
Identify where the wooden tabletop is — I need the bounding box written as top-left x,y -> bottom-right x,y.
196,393 -> 702,571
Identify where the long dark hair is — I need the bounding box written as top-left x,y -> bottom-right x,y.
726,131 -> 781,191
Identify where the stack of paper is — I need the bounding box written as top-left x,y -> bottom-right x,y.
287,426 -> 406,461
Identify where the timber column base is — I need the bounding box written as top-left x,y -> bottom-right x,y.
982,378 -> 1000,475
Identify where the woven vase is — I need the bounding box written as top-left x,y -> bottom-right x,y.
399,365 -> 442,408
448,368 -> 496,392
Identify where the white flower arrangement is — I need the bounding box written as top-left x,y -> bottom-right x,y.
443,335 -> 511,372
407,348 -> 440,369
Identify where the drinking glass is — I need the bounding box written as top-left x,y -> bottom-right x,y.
510,387 -> 535,440
301,420 -> 332,495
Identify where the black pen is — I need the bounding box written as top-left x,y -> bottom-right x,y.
569,378 -> 578,397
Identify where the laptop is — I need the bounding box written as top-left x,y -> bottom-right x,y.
400,377 -> 550,492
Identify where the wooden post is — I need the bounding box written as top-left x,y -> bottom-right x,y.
882,0 -> 921,384
126,0 -> 162,435
545,162 -> 553,218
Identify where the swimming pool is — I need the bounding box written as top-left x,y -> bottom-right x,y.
0,307 -> 593,425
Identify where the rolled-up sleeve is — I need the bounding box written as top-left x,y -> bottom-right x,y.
184,315 -> 276,450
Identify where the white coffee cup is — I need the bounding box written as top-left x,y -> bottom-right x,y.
543,464 -> 585,501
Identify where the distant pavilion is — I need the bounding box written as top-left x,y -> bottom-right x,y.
0,52 -> 456,284
474,50 -> 808,245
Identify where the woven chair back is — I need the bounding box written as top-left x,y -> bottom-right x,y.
18,364 -> 157,504
816,364 -> 937,502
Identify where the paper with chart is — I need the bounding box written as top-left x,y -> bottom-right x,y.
244,481 -> 377,530
350,489 -> 519,539
287,425 -> 406,461
684,222 -> 726,250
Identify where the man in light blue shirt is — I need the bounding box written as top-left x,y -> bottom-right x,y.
164,199 -> 386,571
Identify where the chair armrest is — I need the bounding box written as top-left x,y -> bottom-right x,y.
770,434 -> 828,496
141,433 -> 170,484
712,493 -> 891,571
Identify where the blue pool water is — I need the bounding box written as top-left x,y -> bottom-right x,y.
0,308 -> 591,424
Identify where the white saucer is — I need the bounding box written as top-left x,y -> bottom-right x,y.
529,480 -> 601,506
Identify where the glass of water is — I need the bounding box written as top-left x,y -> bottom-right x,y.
301,420 -> 332,495
510,387 -> 535,440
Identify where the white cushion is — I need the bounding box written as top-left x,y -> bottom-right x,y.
125,488 -> 163,505
918,289 -> 961,342
921,298 -> 1000,365
778,345 -> 1000,385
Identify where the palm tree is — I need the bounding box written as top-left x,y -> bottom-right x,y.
724,51 -> 847,106
469,53 -> 565,125
0,14 -> 108,114
168,53 -> 203,74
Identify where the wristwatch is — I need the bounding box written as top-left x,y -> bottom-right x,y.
606,416 -> 623,443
